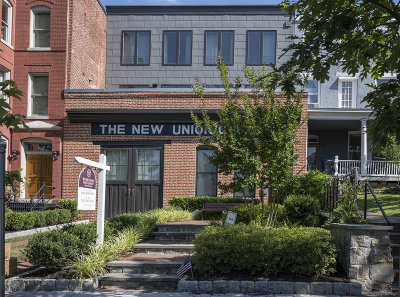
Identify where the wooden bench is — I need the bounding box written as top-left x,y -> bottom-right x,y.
202,202 -> 245,219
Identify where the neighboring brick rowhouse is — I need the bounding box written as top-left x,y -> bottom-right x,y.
2,0 -> 105,200
63,91 -> 308,221
67,0 -> 106,89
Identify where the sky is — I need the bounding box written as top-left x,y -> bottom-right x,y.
99,0 -> 282,7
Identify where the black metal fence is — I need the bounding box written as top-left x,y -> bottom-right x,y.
6,201 -> 57,212
324,176 -> 341,212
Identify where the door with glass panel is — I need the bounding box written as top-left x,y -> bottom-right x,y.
104,147 -> 162,218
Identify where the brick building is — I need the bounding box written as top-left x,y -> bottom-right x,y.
62,5 -> 308,221
0,0 -> 106,200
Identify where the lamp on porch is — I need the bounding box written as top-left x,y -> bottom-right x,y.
52,151 -> 59,161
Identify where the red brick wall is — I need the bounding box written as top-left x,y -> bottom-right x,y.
63,91 -> 308,221
67,0 -> 106,89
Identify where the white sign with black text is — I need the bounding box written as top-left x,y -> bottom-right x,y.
225,211 -> 237,225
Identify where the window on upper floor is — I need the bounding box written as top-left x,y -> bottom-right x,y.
0,67 -> 10,102
306,80 -> 319,104
163,31 -> 192,66
122,31 -> 151,65
377,78 -> 390,86
196,148 -> 217,196
246,31 -> 276,65
338,78 -> 357,108
31,6 -> 50,48
29,73 -> 48,117
1,0 -> 12,45
204,31 -> 234,65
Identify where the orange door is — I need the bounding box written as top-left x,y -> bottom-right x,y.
26,154 -> 53,198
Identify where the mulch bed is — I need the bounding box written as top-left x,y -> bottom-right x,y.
21,267 -> 75,279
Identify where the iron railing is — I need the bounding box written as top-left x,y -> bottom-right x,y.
6,183 -> 56,212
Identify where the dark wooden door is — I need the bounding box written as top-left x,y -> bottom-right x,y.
104,147 -> 162,219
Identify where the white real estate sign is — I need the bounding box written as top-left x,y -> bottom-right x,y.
77,167 -> 97,210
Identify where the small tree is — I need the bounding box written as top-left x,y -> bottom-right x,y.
192,59 -> 305,225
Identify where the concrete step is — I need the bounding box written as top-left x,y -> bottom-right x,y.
390,232 -> 400,244
156,221 -> 210,233
106,260 -> 182,274
98,273 -> 180,290
391,243 -> 400,255
152,231 -> 196,241
134,242 -> 194,254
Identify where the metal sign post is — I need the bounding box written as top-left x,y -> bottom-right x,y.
0,142 -> 5,297
75,154 -> 110,245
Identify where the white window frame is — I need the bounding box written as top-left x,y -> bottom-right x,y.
306,79 -> 320,104
338,77 -> 357,108
376,72 -> 396,86
1,0 -> 12,46
29,6 -> 51,50
0,66 -> 10,103
28,73 -> 49,119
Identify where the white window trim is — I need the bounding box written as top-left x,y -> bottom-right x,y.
0,66 -> 10,104
1,0 -> 12,46
306,78 -> 320,104
27,73 -> 49,119
29,6 -> 51,50
376,72 -> 397,86
338,77 -> 357,108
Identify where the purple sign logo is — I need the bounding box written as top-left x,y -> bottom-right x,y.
79,167 -> 96,189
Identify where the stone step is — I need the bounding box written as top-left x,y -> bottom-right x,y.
134,242 -> 194,254
393,255 -> 399,267
390,232 -> 400,244
106,260 -> 182,274
156,221 -> 210,233
98,273 -> 180,290
152,231 -> 196,241
391,243 -> 400,255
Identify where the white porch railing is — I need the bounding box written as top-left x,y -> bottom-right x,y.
329,156 -> 400,178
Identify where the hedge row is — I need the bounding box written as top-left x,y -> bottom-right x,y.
193,224 -> 336,277
5,199 -> 80,231
169,196 -> 260,212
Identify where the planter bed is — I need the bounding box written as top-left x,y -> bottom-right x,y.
178,277 -> 362,295
6,268 -> 98,292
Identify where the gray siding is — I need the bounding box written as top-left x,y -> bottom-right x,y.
106,12 -> 293,88
314,66 -> 375,109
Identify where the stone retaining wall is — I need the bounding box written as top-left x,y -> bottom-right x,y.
330,223 -> 394,292
178,279 -> 362,296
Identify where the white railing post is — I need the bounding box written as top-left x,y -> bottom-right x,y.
361,119 -> 368,175
334,155 -> 339,176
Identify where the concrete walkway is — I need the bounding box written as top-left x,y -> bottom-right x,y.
4,292 -> 373,297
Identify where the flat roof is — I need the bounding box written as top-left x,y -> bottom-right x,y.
106,5 -> 285,15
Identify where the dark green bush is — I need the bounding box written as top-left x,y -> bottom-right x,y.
193,224 -> 336,277
22,212 -> 36,230
5,206 -> 12,214
57,199 -> 81,219
383,186 -> 400,195
221,203 -> 286,225
5,212 -> 25,231
284,194 -> 321,226
169,196 -> 260,212
58,209 -> 72,224
107,213 -> 139,234
44,210 -> 60,226
35,211 -> 47,227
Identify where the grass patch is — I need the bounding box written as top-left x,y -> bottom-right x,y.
356,191 -> 400,217
5,235 -> 34,244
11,244 -> 28,262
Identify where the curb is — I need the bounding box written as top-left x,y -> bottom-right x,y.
178,278 -> 363,296
6,268 -> 98,292
5,220 -> 89,240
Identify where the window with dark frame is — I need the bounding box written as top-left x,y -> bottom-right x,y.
196,148 -> 217,196
122,31 -> 151,65
205,31 -> 234,65
32,6 -> 51,48
163,31 -> 192,65
246,31 -> 276,65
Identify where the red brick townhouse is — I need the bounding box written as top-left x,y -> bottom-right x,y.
60,5 -> 309,221
0,0 -> 106,200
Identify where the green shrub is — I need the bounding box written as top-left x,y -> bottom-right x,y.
5,206 -> 12,214
35,211 -> 47,227
57,199 -> 81,219
383,186 -> 400,194
58,209 -> 72,224
193,224 -> 336,277
5,212 -> 25,231
284,194 -> 321,226
169,196 -> 260,212
22,212 -> 36,230
221,203 -> 286,225
44,210 -> 59,226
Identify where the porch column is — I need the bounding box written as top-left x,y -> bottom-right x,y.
361,118 -> 368,175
